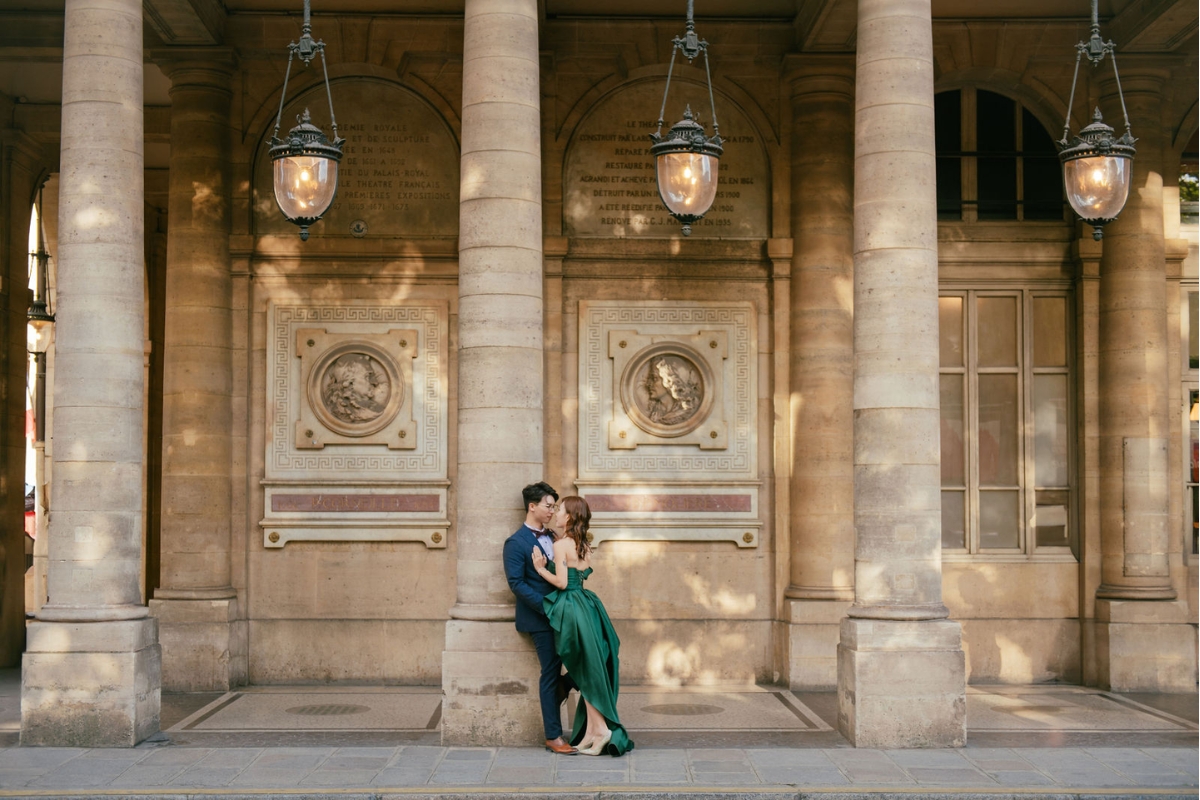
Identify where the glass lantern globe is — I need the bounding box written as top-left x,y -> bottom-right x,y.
269,108 -> 343,240
650,107 -> 723,236
1059,108 -> 1135,240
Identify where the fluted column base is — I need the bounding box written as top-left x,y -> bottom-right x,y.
21,618 -> 161,747
149,597 -> 246,692
837,618 -> 966,748
1093,599 -> 1197,692
441,620 -> 544,746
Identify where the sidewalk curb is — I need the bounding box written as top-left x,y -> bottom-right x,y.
0,789 -> 1194,800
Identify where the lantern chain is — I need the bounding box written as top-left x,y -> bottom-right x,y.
270,0 -> 341,146
1058,0 -> 1133,148
654,0 -> 720,144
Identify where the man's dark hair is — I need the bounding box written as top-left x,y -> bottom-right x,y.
522,481 -> 558,511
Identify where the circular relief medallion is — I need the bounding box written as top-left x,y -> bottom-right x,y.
307,342 -> 404,438
620,343 -> 715,438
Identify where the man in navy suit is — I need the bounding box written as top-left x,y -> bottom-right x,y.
503,481 -> 578,754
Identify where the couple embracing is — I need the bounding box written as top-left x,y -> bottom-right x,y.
502,482 -> 634,757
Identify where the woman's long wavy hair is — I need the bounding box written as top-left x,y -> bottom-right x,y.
558,495 -> 592,561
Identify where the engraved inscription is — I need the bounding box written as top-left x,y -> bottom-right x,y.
272,494 -> 441,513
322,353 -> 390,424
635,354 -> 704,427
256,80 -> 459,237
587,494 -> 752,513
564,81 -> 768,238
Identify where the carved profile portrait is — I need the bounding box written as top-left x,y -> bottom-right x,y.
619,343 -> 714,438
640,355 -> 703,426
321,353 -> 390,424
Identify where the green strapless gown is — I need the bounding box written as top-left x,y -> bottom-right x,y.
543,566 -> 634,756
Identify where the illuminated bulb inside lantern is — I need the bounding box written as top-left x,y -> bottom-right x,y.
1063,154 -> 1130,220
656,151 -> 718,217
273,155 -> 339,221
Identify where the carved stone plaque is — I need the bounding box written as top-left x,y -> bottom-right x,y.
563,78 -> 769,238
296,329 -> 416,450
622,345 -> 714,438
311,348 -> 400,435
577,301 -> 759,548
609,332 -> 727,450
263,301 -> 449,549
254,78 -> 459,238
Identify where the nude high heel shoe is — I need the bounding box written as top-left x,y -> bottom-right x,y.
577,729 -> 611,756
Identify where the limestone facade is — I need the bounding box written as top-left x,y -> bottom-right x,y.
0,0 -> 1196,747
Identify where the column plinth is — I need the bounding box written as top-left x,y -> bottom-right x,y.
21,0 -> 161,746
441,0 -> 545,745
836,0 -> 965,747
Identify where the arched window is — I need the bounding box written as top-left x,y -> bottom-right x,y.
935,88 -> 1063,222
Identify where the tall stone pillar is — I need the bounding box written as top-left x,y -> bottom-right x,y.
441,0 -> 545,745
1094,71 -> 1195,691
836,0 -> 965,747
784,59 -> 856,690
147,51 -> 246,692
0,127 -> 44,666
21,0 -> 161,746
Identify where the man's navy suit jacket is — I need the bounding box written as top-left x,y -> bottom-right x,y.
503,525 -> 555,633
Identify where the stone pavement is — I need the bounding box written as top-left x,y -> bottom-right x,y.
0,671 -> 1194,798
0,743 -> 1195,798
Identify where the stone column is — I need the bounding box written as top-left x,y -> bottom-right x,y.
1094,71 -> 1194,691
836,0 -> 965,747
442,0 -> 545,745
784,59 -> 856,690
1,128 -> 44,666
21,0 -> 161,746
147,50 -> 246,692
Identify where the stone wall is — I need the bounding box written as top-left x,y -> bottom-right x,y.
5,7 -> 1196,695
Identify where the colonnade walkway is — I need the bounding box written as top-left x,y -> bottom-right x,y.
0,671 -> 1193,797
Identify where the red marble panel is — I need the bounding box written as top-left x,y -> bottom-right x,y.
587,494 -> 752,513
271,494 -> 440,513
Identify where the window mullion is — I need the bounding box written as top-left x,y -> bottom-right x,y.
1021,288 -> 1034,554
962,88 -> 978,223
967,290 -> 980,553
1015,102 -> 1025,222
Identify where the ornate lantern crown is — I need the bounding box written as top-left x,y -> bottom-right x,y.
1056,0 -> 1136,240
268,0 -> 345,241
649,0 -> 724,237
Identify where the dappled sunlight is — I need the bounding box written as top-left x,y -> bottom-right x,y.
995,632 -> 1036,684
680,572 -> 757,615
459,160 -> 485,197
832,273 -> 853,313
604,539 -> 667,567
191,180 -> 223,223
72,205 -> 117,232
640,633 -> 758,687
645,639 -> 701,686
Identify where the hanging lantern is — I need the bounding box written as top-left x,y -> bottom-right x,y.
1057,0 -> 1135,240
649,0 -> 723,236
269,0 -> 344,241
27,187 -> 54,348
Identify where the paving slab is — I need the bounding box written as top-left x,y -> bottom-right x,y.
0,677 -> 1192,798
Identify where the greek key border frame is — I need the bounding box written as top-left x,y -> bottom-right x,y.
578,300 -> 757,480
268,302 -> 448,480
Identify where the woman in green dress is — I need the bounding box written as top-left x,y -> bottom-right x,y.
531,496 -> 633,756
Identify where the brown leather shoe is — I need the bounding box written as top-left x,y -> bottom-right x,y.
545,737 -> 578,754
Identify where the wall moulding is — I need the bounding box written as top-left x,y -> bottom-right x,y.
262,301 -> 449,548
578,300 -> 759,547
574,482 -> 763,548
